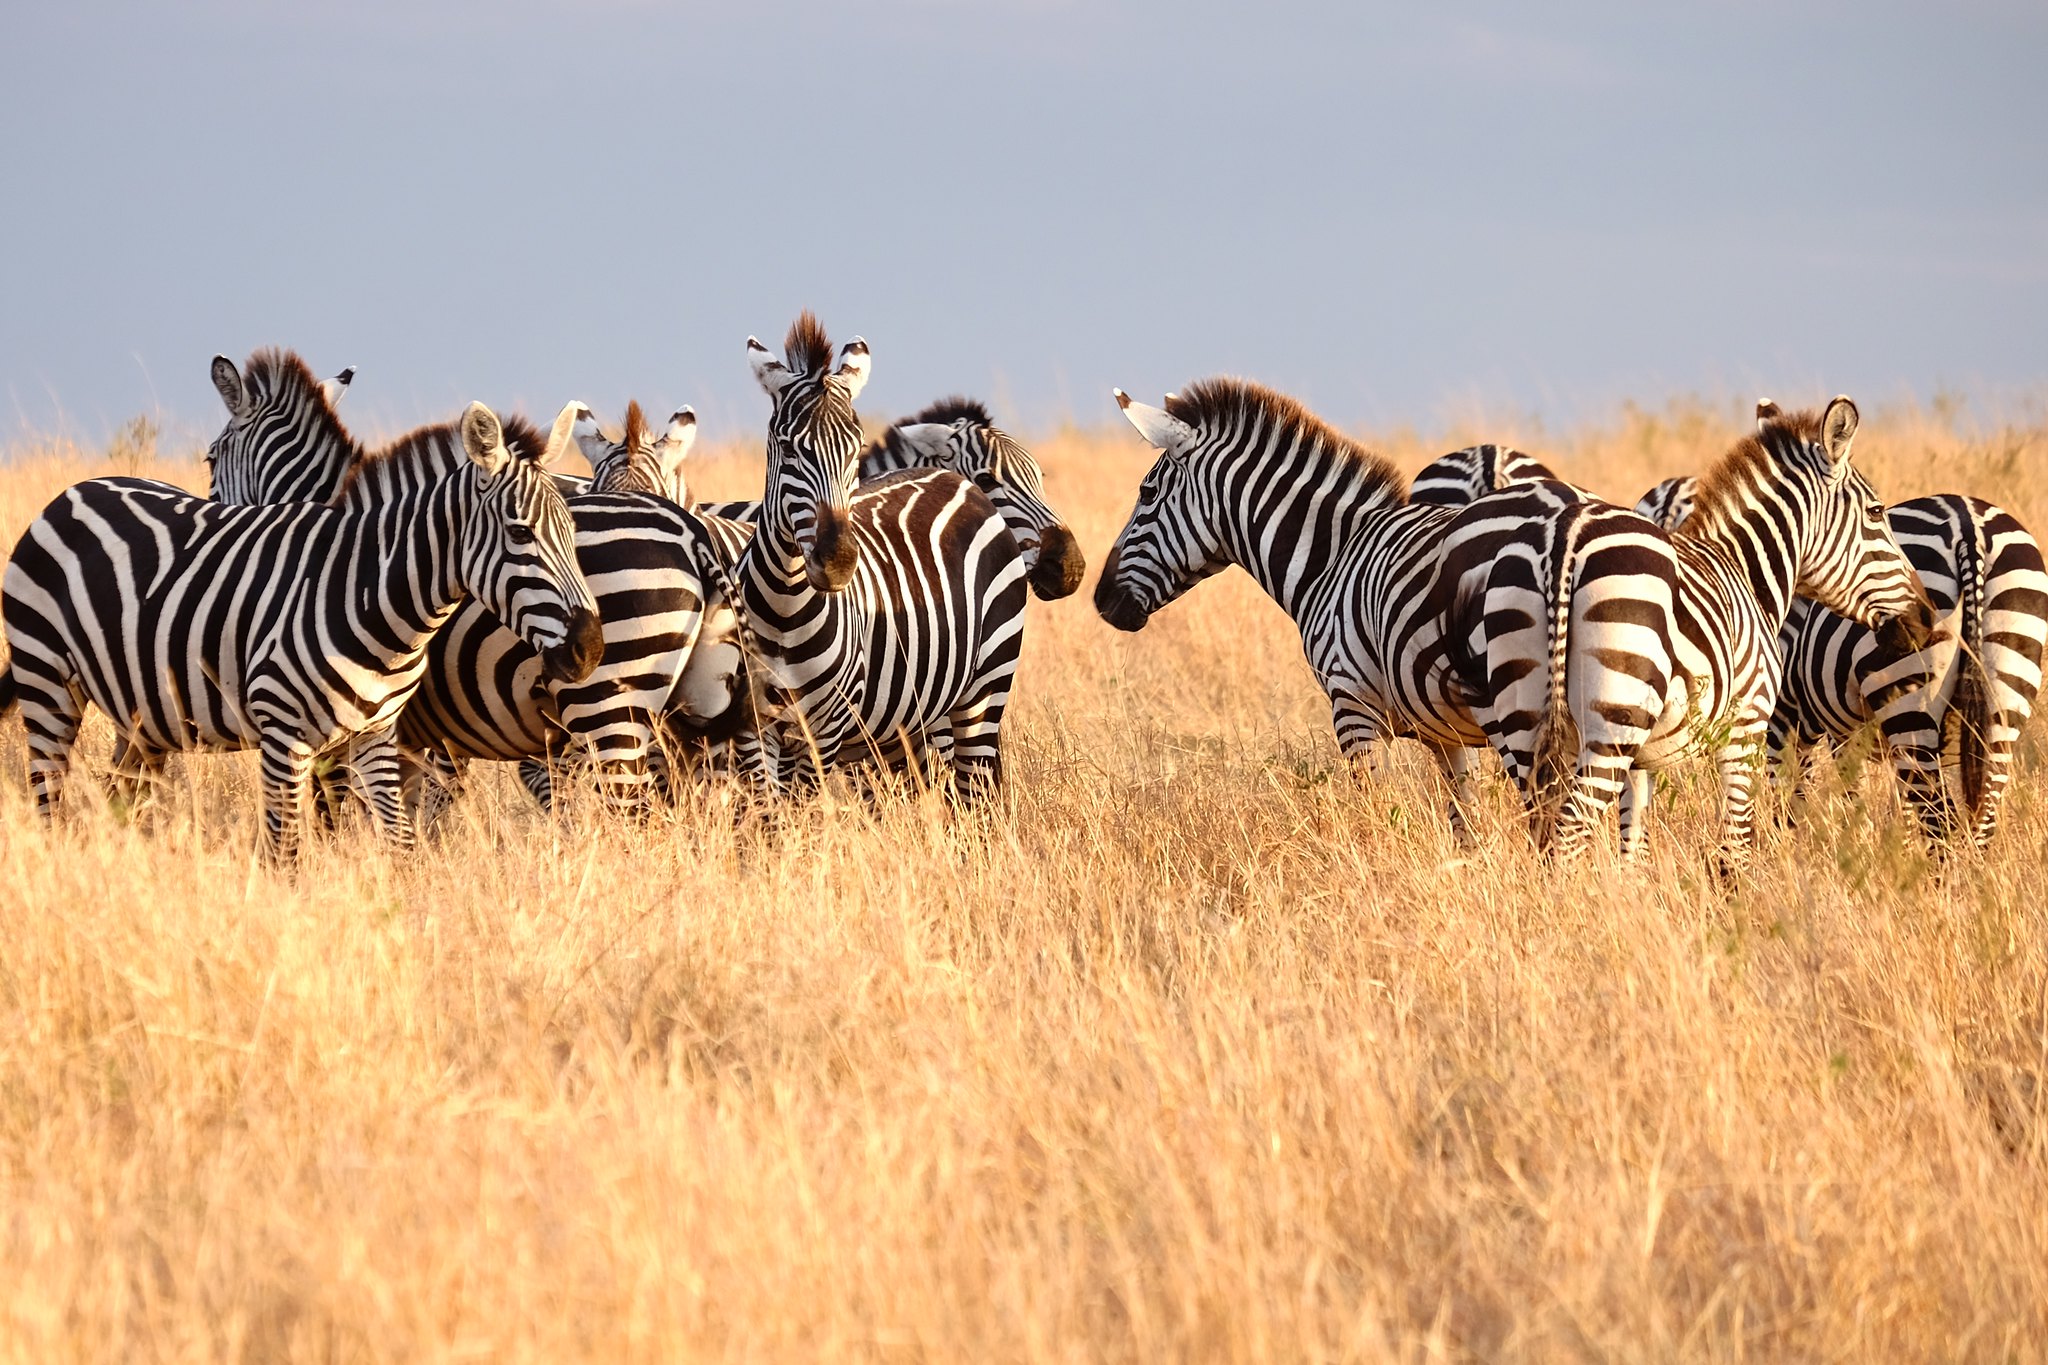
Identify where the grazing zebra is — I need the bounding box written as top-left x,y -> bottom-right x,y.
203,351 -> 737,810
0,402 -> 601,853
698,396 -> 1085,601
1643,478 -> 2047,848
1410,444 -> 1580,506
1096,378 -> 1512,837
730,313 -> 1028,798
1451,398 -> 1933,869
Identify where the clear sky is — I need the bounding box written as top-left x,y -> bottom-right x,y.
4,1 -> 2044,448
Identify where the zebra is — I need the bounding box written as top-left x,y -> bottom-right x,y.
1095,378 -> 1507,839
1639,477 -> 2047,848
698,396 -> 1085,601
0,401 -> 601,854
1410,443 -> 1582,506
728,313 -> 1028,798
203,350 -> 739,811
1446,398 -> 1933,868
1634,475 -> 1696,531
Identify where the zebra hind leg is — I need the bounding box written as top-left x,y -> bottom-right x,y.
1618,766 -> 1653,859
342,731 -> 416,850
108,733 -> 169,819
943,693 -> 1007,808
257,734 -> 318,861
16,670 -> 86,819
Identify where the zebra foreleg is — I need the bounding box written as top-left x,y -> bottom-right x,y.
1618,766 -> 1654,859
108,734 -> 169,816
1427,744 -> 1480,849
341,730 -> 416,850
1710,733 -> 1770,881
257,735 -> 318,861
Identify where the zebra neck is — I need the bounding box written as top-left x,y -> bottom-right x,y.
344,483 -> 472,643
1214,462 -> 1399,617
734,515 -> 821,629
1684,503 -> 1800,628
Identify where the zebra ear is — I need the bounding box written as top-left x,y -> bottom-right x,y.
1821,395 -> 1859,470
538,400 -> 583,468
1755,397 -> 1782,432
894,422 -> 954,465
748,336 -> 794,396
460,401 -> 513,476
833,338 -> 872,401
319,366 -> 357,407
1114,389 -> 1197,455
211,355 -> 251,418
654,407 -> 698,477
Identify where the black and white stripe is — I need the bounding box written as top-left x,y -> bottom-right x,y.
1471,398 -> 1933,868
1,403 -> 600,853
731,314 -> 1029,797
1095,379 -> 1505,837
1410,444 -> 1579,506
204,351 -> 734,809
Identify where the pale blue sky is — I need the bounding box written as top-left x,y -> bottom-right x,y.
4,2 -> 2043,447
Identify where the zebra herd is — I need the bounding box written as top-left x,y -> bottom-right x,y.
0,312 -> 2041,874
1099,380 -> 2046,871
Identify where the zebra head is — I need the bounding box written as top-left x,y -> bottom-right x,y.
455,401 -> 605,683
1094,389 -> 1227,631
583,401 -> 696,503
208,349 -> 361,504
885,400 -> 1086,599
748,312 -> 869,592
1725,397 -> 1933,651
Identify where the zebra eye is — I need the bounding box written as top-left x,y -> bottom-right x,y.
506,524 -> 536,546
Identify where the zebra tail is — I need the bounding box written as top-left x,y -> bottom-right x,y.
1440,577 -> 1491,712
1954,511 -> 1991,816
1527,507 -> 1587,814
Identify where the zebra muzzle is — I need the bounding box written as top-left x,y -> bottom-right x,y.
804,502 -> 860,592
1875,597 -> 1937,656
541,607 -> 605,684
1029,524 -> 1088,600
1092,546 -> 1151,632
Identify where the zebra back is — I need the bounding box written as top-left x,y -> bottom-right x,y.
1634,476 -> 1697,530
1410,444 -> 1575,506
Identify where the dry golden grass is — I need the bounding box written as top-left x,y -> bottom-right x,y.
0,395 -> 2044,1362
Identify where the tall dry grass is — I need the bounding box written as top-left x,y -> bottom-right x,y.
0,394 -> 2043,1363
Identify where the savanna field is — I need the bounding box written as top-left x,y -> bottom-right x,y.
2,396 -> 2045,1362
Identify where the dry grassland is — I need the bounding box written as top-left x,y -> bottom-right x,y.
0,395 -> 2044,1362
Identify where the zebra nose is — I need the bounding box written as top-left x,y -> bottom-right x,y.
805,501 -> 859,592
541,607 -> 605,683
1029,524 -> 1088,600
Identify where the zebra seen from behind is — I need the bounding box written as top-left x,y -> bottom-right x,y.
1,401 -> 601,854
1446,398 -> 1933,870
729,313 -> 1028,799
1639,477 -> 2047,848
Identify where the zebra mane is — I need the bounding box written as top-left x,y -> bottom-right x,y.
905,396 -> 993,429
329,411 -> 550,503
241,346 -> 360,457
1686,405 -> 1828,532
622,400 -> 647,452
784,310 -> 835,377
1165,378 -> 1407,500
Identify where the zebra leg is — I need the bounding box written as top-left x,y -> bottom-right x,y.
17,672 -> 87,818
1547,757 -> 1629,862
108,733 -> 169,815
1428,744 -> 1480,848
343,730 -> 416,849
1711,733 -> 1769,881
1968,713 -> 2022,848
1618,766 -> 1653,859
258,734 -> 318,860
516,758 -> 556,810
946,692 -> 1008,805
1885,722 -> 1957,845
403,748 -> 468,832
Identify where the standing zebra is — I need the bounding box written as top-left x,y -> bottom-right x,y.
204,350 -> 734,810
1452,398 -> 1932,868
1095,379 -> 1503,838
730,314 -> 1028,798
698,396 -> 1085,601
0,402 -> 600,853
1641,476 -> 2047,848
